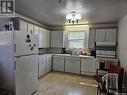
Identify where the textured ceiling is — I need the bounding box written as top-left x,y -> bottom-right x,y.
16,0 -> 127,26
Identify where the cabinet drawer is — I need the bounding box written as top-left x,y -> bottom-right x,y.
65,57 -> 80,61
53,66 -> 64,71
53,55 -> 64,59
53,61 -> 64,67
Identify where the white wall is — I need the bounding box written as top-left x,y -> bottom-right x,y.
118,14 -> 127,86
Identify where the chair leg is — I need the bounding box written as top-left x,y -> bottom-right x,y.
97,84 -> 101,95
99,88 -> 101,95
97,86 -> 98,95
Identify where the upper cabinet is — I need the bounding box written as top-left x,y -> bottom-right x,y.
95,28 -> 117,42
19,20 -> 27,32
88,28 -> 117,49
105,29 -> 117,42
38,28 -> 50,48
88,29 -> 95,49
28,23 -> 34,34
95,29 -> 105,42
50,31 -> 63,47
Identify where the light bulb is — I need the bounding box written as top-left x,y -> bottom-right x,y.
66,13 -> 73,20
74,13 -> 82,20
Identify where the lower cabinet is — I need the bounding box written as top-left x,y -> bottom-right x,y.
53,55 -> 64,71
65,57 -> 80,74
38,54 -> 52,78
46,55 -> 52,73
81,57 -> 96,75
39,55 -> 46,78
52,55 -> 96,76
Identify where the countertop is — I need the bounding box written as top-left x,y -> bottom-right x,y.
51,54 -> 95,59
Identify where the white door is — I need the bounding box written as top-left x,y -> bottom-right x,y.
81,58 -> 87,72
14,31 -> 38,56
81,58 -> 96,75
88,29 -> 95,49
53,56 -> 64,71
20,20 -> 27,32
28,23 -> 34,34
39,56 -> 47,78
16,55 -> 38,95
65,58 -> 80,74
46,55 -> 52,73
106,29 -> 117,42
34,26 -> 39,35
95,29 -> 105,42
50,31 -> 63,47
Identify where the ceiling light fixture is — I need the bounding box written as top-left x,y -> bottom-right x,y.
66,11 -> 82,24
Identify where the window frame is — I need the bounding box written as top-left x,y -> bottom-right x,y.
67,31 -> 86,49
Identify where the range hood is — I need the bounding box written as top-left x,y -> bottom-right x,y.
96,42 -> 116,46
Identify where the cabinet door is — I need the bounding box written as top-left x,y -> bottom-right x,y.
34,26 -> 39,35
46,55 -> 52,73
53,56 -> 64,71
45,30 -> 50,47
88,29 -> 95,49
65,59 -> 73,73
81,58 -> 96,75
51,31 -> 63,47
86,58 -> 96,74
40,61 -> 46,77
65,59 -> 80,74
20,20 -> 27,32
106,29 -> 117,42
28,23 -> 34,34
39,56 -> 47,77
81,58 -> 87,72
95,29 -> 105,42
43,29 -> 50,48
38,28 -> 50,48
38,28 -> 43,48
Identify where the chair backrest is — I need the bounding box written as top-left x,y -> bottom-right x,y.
108,65 -> 124,92
109,65 -> 124,74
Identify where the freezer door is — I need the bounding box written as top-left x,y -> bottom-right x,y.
15,55 -> 38,95
14,31 -> 38,56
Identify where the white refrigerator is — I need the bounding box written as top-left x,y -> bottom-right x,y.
0,31 -> 38,95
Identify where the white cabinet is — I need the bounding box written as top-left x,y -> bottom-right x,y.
105,29 -> 117,42
51,31 -> 63,47
95,29 -> 106,42
38,54 -> 52,78
81,57 -> 96,75
95,28 -> 117,42
88,29 -> 95,49
53,55 -> 64,71
34,26 -> 39,34
65,57 -> 80,74
38,55 -> 47,78
19,20 -> 28,32
39,28 -> 50,48
28,23 -> 34,34
45,54 -> 52,73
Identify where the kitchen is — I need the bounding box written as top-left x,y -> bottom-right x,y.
0,0 -> 127,95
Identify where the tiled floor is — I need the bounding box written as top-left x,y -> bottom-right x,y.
34,71 -> 100,95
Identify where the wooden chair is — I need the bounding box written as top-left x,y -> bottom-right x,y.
94,65 -> 124,95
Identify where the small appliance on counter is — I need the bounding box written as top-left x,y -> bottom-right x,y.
90,49 -> 96,58
61,48 -> 66,54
